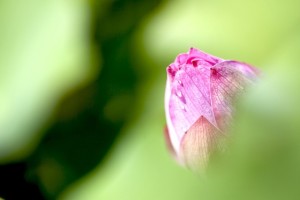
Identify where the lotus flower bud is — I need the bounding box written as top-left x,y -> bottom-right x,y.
164,48 -> 259,170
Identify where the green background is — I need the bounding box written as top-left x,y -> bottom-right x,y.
1,0 -> 300,199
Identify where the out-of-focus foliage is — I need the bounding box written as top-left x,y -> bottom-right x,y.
0,0 -> 91,162
1,0 -> 162,199
0,0 -> 92,198
1,0 -> 300,199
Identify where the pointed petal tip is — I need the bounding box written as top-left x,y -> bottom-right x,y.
179,116 -> 221,171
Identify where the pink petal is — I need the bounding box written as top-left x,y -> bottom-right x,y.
175,53 -> 189,66
166,64 -> 218,153
188,48 -> 223,65
179,116 -> 222,170
225,60 -> 260,80
210,61 -> 256,131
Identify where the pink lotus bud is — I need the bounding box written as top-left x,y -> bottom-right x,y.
164,48 -> 259,170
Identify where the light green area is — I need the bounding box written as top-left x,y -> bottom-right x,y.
143,0 -> 300,64
60,0 -> 300,200
0,0 -> 92,162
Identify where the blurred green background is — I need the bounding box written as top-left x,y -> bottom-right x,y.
1,0 -> 300,199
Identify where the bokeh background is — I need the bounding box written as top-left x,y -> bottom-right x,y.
1,0 -> 300,199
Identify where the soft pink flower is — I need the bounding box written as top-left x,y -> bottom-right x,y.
164,48 -> 259,170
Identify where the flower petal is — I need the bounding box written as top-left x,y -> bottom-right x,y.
166,64 -> 218,153
225,60 -> 260,80
179,116 -> 222,170
210,61 -> 256,131
188,48 -> 223,65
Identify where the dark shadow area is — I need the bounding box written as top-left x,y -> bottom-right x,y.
0,163 -> 44,199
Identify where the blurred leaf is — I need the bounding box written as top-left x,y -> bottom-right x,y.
24,0 -> 163,199
0,0 -> 91,162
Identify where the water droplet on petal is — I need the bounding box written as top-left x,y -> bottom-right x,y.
177,80 -> 183,86
181,104 -> 186,111
177,91 -> 182,97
